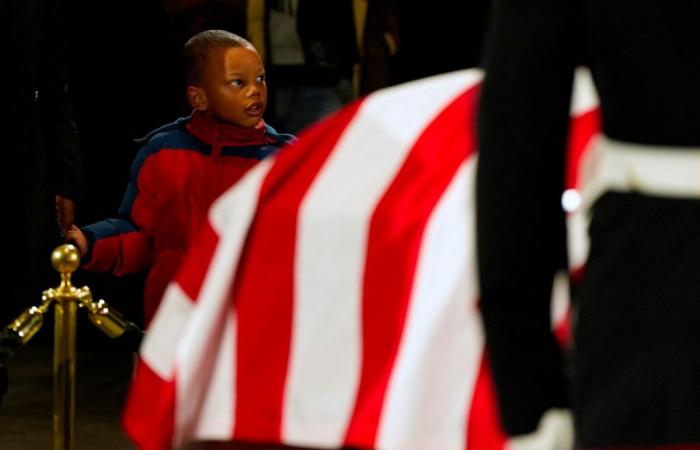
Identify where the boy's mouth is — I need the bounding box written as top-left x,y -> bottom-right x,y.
245,102 -> 264,116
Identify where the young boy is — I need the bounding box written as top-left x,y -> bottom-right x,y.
67,30 -> 294,324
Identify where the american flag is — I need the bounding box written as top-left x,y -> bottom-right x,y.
122,69 -> 600,450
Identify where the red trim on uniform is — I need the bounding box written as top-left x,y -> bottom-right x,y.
344,87 -> 479,446
570,264 -> 587,285
553,308 -> 572,348
231,102 -> 365,442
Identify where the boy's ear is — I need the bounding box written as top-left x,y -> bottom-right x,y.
186,86 -> 208,111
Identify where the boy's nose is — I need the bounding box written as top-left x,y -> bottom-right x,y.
246,85 -> 261,97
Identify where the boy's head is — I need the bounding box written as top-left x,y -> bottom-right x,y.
184,30 -> 266,128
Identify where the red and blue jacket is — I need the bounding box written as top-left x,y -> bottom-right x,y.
82,111 -> 294,323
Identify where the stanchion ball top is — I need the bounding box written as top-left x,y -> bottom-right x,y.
51,244 -> 80,274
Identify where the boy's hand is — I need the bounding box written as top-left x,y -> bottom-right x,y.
65,225 -> 88,257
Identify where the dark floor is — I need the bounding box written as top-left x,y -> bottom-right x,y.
0,323 -> 332,450
0,337 -> 136,449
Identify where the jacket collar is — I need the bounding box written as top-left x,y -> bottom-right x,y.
186,110 -> 271,147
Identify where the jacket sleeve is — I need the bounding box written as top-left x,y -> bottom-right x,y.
39,0 -> 83,201
475,0 -> 579,436
53,83 -> 83,201
81,145 -> 158,276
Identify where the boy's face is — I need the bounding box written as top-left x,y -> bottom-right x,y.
192,46 -> 267,128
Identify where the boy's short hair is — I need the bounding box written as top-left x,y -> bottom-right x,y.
184,30 -> 254,85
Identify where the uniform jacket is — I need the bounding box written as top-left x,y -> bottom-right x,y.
476,0 -> 700,446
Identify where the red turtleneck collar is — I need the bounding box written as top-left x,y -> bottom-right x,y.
186,111 -> 273,147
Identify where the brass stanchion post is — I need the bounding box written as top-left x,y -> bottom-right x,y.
50,244 -> 81,450
5,244 -> 141,449
53,298 -> 77,450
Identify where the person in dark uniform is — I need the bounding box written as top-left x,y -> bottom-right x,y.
2,0 -> 83,322
476,1 -> 700,448
0,0 -> 83,406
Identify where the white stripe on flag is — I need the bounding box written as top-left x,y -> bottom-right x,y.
141,283 -> 194,378
190,312 -> 236,440
376,159 -> 483,450
173,158 -> 274,446
283,71 -> 481,446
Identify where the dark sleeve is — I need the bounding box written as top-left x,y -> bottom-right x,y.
42,0 -> 83,201
475,0 -> 578,436
54,83 -> 83,201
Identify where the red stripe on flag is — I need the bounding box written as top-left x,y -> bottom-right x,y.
466,351 -> 507,450
343,86 -> 480,446
174,219 -> 220,301
232,101 -> 365,442
565,108 -> 600,189
123,359 -> 177,450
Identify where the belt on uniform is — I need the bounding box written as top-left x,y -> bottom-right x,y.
579,135 -> 700,210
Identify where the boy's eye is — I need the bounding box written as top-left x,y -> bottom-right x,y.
230,79 -> 243,87
256,74 -> 266,83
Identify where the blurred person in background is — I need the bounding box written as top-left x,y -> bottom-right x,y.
265,0 -> 359,134
1,0 -> 83,324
